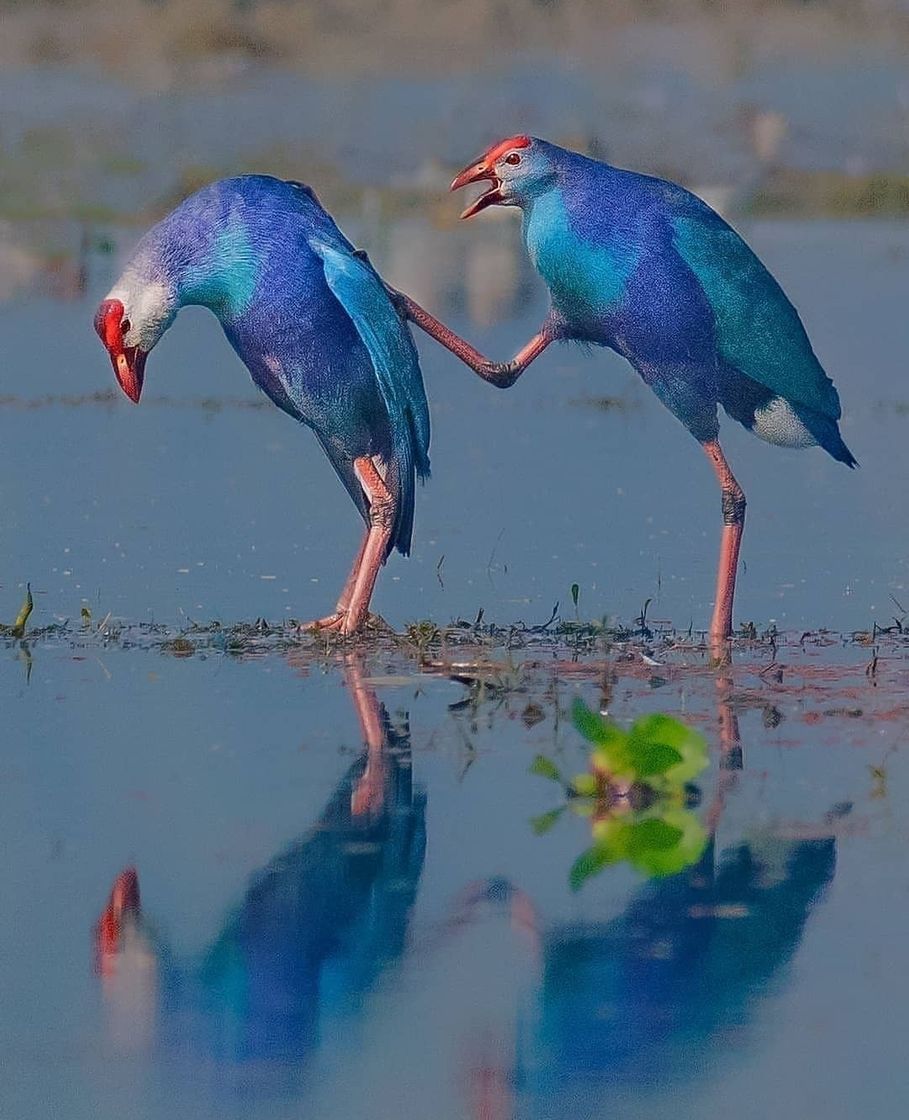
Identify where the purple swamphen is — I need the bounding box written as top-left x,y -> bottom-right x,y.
95,176 -> 430,634
399,136 -> 855,644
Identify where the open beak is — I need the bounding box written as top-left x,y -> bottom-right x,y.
450,159 -> 504,220
94,298 -> 147,403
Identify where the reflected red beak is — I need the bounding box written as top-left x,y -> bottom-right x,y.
450,159 -> 504,220
94,866 -> 141,974
94,298 -> 147,403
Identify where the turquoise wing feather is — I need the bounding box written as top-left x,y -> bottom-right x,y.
308,234 -> 430,556
308,236 -> 431,478
671,211 -> 841,420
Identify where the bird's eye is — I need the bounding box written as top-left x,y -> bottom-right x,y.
504,152 -> 522,166
121,318 -> 131,335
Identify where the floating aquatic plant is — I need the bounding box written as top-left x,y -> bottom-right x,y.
531,699 -> 710,889
570,700 -> 709,788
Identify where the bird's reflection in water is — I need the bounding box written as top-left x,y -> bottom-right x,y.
94,657 -> 426,1088
94,655 -> 844,1116
523,826 -> 841,1105
459,814 -> 845,1118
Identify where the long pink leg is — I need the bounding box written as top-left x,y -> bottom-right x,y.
702,439 -> 747,645
339,456 -> 396,636
336,529 -> 370,612
396,293 -> 552,388
297,529 -> 370,632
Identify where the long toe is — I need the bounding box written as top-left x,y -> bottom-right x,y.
339,609 -> 364,637
296,612 -> 346,634
339,610 -> 395,637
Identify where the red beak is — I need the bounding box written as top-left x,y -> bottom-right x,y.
94,298 -> 147,403
450,158 -> 505,220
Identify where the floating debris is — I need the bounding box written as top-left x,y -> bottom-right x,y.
0,585 -> 33,639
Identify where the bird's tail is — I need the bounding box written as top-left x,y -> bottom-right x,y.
795,404 -> 858,468
388,399 -> 431,559
307,236 -> 430,559
389,443 -> 416,559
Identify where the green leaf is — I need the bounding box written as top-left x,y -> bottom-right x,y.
590,816 -> 630,851
629,741 -> 685,777
625,714 -> 708,783
572,699 -> 628,755
530,808 -> 565,835
571,698 -> 609,743
627,817 -> 684,853
569,842 -> 620,891
569,773 -> 598,797
627,809 -> 708,878
529,755 -> 563,783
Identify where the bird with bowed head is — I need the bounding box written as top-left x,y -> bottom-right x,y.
95,176 -> 430,634
398,135 -> 855,648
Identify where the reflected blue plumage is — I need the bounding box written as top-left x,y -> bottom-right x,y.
94,672 -> 426,1081
520,834 -> 837,1105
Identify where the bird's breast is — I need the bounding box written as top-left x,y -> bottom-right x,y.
524,196 -> 637,343
225,307 -> 392,460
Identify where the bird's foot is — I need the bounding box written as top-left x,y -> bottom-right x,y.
295,611 -> 346,634
294,610 -> 393,638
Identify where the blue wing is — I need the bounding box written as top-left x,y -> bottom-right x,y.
308,235 -> 430,555
670,203 -> 842,421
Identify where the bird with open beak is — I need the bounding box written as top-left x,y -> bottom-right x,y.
396,134 -> 855,648
449,135 -> 532,218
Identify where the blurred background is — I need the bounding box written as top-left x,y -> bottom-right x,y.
1,0 -> 908,629
3,0 -> 909,237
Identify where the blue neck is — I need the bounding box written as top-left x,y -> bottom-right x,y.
176,221 -> 260,322
132,186 -> 265,325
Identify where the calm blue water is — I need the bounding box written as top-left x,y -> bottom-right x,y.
3,43 -> 909,1120
2,640 -> 908,1119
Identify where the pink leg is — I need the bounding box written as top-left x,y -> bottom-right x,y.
716,674 -> 743,768
297,457 -> 394,636
344,654 -> 385,750
337,530 -> 370,611
701,439 -> 746,646
308,534 -> 369,629
396,292 -> 552,388
339,456 -> 396,636
297,528 -> 370,632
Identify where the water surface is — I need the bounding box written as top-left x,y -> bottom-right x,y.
2,636 -> 908,1118
3,37 -> 909,1120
